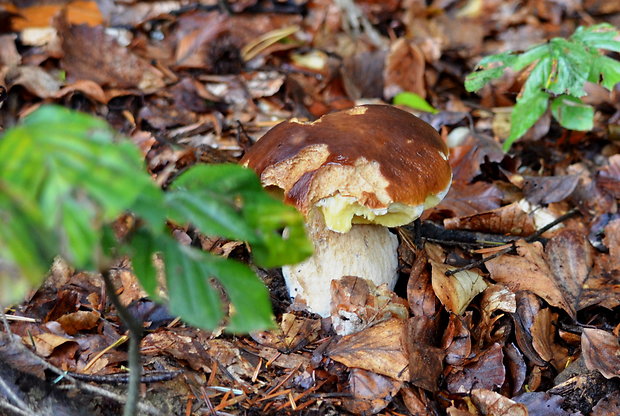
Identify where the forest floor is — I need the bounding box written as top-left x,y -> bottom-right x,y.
1,1 -> 619,415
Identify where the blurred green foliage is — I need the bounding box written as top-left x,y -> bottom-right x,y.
0,105 -> 312,332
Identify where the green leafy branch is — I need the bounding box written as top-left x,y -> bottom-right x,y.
465,23 -> 620,151
0,105 -> 312,333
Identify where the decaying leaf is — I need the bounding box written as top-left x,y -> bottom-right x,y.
431,261 -> 488,315
472,389 -> 528,416
486,240 -> 573,315
582,328 -> 620,379
446,343 -> 506,393
444,202 -> 536,236
327,318 -> 410,381
343,368 -> 402,415
331,275 -> 409,335
56,310 -> 100,335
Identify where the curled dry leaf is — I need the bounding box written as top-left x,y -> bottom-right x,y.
6,65 -> 61,98
444,202 -> 536,236
327,318 -> 410,381
56,310 -> 101,336
343,368 -> 402,415
27,332 -> 76,358
251,312 -> 320,352
331,275 -> 409,336
582,328 -> 620,379
471,389 -> 528,416
431,261 -> 488,315
442,314 -> 472,365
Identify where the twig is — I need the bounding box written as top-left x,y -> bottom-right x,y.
66,370 -> 182,384
445,208 -> 579,276
0,374 -> 37,416
101,269 -> 144,416
0,306 -> 11,334
0,397 -> 31,416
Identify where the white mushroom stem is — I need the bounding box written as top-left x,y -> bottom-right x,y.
282,210 -> 399,317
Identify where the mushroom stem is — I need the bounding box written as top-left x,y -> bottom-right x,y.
282,210 -> 399,317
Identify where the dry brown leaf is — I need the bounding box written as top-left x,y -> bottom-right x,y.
327,318 -> 409,381
582,328 -> 620,379
383,38 -> 426,100
444,202 -> 536,236
519,175 -> 580,206
251,312 -> 320,352
446,343 -> 505,393
434,180 -> 504,218
407,249 -> 438,318
591,390 -> 620,416
431,261 -> 488,315
486,241 -> 572,314
544,229 -> 593,316
471,389 -> 528,416
442,314 -> 472,365
407,316 -> 444,391
597,154 -> 620,199
8,1 -> 104,30
28,332 -> 76,357
343,368 -> 402,415
6,65 -> 61,98
401,385 -> 434,415
529,307 -> 554,363
57,13 -> 164,92
56,310 -> 100,336
331,275 -> 408,335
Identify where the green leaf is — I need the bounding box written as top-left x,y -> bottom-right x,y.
205,255 -> 274,332
593,55 -> 620,90
169,164 -> 312,268
465,65 -> 506,92
126,229 -> 160,298
0,105 -> 160,268
510,44 -> 548,71
162,240 -> 225,330
551,95 -> 594,131
392,92 -> 439,113
157,237 -> 274,332
505,90 -> 549,151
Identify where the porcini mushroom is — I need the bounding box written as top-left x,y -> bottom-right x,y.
241,105 -> 452,317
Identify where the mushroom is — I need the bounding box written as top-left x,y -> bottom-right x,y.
241,105 -> 452,317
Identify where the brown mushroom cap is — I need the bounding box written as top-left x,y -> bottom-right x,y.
241,105 -> 452,231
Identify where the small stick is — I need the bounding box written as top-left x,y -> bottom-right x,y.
445,208 -> 579,276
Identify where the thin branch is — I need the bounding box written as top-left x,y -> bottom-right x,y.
445,208 -> 580,276
0,397 -> 31,416
101,269 -> 144,416
0,374 -> 37,416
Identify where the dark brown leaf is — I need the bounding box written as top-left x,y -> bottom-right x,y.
446,343 -> 505,393
582,328 -> 620,379
444,202 -> 536,236
343,368 -> 402,415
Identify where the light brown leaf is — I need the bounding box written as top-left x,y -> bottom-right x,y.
431,261 -> 487,315
486,241 -> 572,314
327,318 -> 409,381
471,389 -> 528,416
56,310 -> 100,336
